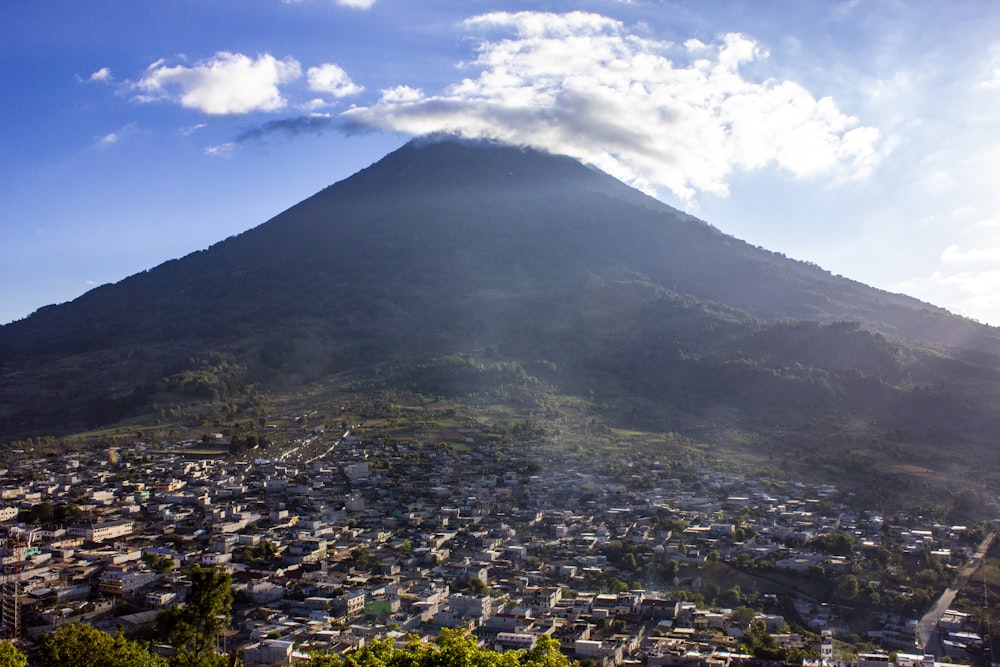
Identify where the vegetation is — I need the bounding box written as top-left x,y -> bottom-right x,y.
741,618 -> 819,663
20,566 -> 234,667
158,565 -> 233,667
34,623 -> 166,667
17,501 -> 86,526
0,642 -> 26,667
308,628 -> 573,667
143,551 -> 177,574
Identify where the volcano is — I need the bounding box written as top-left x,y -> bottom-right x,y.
3,137 -> 1000,505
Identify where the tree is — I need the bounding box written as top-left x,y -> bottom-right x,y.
310,653 -> 342,667
745,619 -> 782,661
604,576 -> 628,593
718,585 -> 743,608
837,574 -> 860,600
246,539 -> 278,561
525,635 -> 569,667
467,576 -> 490,595
0,641 -> 26,667
160,565 -> 233,667
53,503 -> 85,525
35,623 -> 165,667
144,552 -> 177,574
731,606 -> 756,625
351,547 -> 372,571
18,501 -> 54,525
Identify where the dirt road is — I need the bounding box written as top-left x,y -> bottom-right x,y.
917,531 -> 995,653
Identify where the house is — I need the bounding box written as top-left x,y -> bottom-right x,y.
97,565 -> 157,596
243,639 -> 295,665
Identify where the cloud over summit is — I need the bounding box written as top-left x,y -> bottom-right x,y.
113,10 -> 883,204
345,11 -> 883,202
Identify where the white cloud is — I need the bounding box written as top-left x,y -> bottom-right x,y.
977,44 -> 1000,89
134,52 -> 302,114
885,202 -> 1000,323
941,243 -> 1000,263
282,0 -> 376,6
307,63 -> 363,98
343,10 -> 882,202
99,132 -> 119,145
87,67 -> 113,83
973,218 -> 1000,230
302,98 -> 331,111
379,85 -> 424,103
980,67 -> 1000,89
892,269 -> 1000,324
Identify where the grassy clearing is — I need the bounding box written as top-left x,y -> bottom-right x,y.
884,463 -> 933,476
610,428 -> 653,437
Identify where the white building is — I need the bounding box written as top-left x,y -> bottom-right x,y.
495,632 -> 537,651
70,518 -> 135,542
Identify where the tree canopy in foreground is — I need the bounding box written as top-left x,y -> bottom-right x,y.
34,623 -> 166,667
310,629 -> 574,667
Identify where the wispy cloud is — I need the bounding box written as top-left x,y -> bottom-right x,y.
133,52 -> 302,114
180,123 -> 208,136
343,10 -> 883,202
234,115 -> 337,142
205,142 -> 237,157
205,114 -> 358,155
95,122 -> 138,147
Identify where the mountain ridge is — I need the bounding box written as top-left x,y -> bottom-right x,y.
5,137 -> 986,352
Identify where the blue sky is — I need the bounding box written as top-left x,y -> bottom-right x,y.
3,1 -> 1000,325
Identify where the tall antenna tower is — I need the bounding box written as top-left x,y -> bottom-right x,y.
983,570 -> 993,667
0,529 -> 29,642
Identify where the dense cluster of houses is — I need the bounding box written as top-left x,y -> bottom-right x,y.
0,427 -> 985,665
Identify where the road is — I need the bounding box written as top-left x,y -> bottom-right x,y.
917,531 -> 995,653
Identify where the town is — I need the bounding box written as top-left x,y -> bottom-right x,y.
0,409 -> 993,667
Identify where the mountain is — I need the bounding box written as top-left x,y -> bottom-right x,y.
3,137 -> 1000,509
